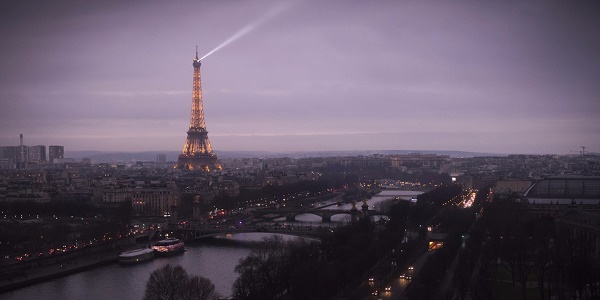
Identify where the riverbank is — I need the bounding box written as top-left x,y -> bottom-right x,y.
0,234 -> 145,295
0,247 -> 124,294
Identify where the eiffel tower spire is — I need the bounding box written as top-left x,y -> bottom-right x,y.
174,48 -> 221,171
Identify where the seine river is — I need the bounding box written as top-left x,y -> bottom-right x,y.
3,190 -> 421,299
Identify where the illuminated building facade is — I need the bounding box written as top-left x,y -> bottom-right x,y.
101,186 -> 131,203
131,182 -> 178,217
174,48 -> 221,171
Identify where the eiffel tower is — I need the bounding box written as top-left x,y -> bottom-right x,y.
174,47 -> 222,171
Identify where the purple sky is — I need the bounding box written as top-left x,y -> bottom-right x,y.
1,0 -> 599,154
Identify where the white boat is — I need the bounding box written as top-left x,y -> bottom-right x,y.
118,248 -> 154,264
151,238 -> 185,256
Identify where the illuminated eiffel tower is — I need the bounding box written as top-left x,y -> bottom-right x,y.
174,47 -> 222,171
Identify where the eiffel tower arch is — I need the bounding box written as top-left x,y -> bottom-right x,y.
174,48 -> 222,171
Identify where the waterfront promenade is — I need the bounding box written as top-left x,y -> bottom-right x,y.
0,233 -> 144,295
0,247 -> 124,293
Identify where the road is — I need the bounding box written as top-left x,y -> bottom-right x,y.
357,250 -> 434,300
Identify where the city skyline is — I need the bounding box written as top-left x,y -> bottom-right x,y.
1,0 -> 599,155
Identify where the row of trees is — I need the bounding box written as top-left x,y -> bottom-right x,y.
1,200 -> 99,217
231,185 -> 465,299
232,235 -> 325,299
433,191 -> 600,300
475,198 -> 600,300
1,199 -> 132,224
1,215 -> 131,256
230,219 -> 408,299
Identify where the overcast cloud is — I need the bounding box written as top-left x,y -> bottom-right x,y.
1,0 -> 599,154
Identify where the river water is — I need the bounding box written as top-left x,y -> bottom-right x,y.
3,190 -> 421,299
291,189 -> 423,223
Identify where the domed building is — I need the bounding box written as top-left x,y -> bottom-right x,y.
524,176 -> 600,205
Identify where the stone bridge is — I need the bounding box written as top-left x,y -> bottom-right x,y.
251,208 -> 385,222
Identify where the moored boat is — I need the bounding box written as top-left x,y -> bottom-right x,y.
118,248 -> 154,264
151,238 -> 185,256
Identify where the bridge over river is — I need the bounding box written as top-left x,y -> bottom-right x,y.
251,207 -> 386,222
176,206 -> 387,240
177,223 -> 333,240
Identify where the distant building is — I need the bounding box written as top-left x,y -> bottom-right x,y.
472,174 -> 500,190
17,146 -> 28,169
0,158 -> 14,169
131,181 -> 178,217
0,146 -> 17,163
28,145 -> 46,163
454,176 -> 473,189
339,157 -> 392,168
390,153 -> 450,169
49,145 -> 64,163
332,154 -> 450,170
100,186 -> 132,203
16,134 -> 28,169
215,179 -> 240,197
53,158 -> 75,164
157,153 -> 166,163
4,192 -> 51,203
494,180 -> 533,195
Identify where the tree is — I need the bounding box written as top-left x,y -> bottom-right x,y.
232,235 -> 289,300
387,200 -> 411,230
144,264 -> 217,300
181,276 -> 219,300
289,259 -> 338,300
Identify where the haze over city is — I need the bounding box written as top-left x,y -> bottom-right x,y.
1,0 -> 599,155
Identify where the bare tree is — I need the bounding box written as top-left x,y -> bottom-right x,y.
181,275 -> 218,300
232,235 -> 289,300
144,264 -> 217,300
